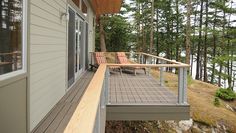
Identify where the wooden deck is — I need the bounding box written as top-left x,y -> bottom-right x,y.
32,68 -> 190,133
109,70 -> 177,105
32,71 -> 94,133
107,70 -> 190,121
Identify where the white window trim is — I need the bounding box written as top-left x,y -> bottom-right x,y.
0,0 -> 27,82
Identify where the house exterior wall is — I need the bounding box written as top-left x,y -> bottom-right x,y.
0,76 -> 27,133
29,0 -> 67,130
29,0 -> 95,131
0,0 -> 95,132
87,4 -> 96,64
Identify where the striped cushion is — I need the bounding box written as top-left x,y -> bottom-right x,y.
117,56 -> 129,64
116,52 -> 126,57
94,52 -> 107,65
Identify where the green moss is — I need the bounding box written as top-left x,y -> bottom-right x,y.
194,120 -> 211,127
215,88 -> 236,101
213,97 -> 220,107
187,74 -> 193,85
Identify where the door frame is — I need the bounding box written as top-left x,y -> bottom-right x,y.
74,14 -> 83,78
67,5 -> 87,89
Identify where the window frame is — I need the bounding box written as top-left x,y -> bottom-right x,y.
0,0 -> 28,82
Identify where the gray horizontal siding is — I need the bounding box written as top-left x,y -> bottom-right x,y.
29,0 -> 67,131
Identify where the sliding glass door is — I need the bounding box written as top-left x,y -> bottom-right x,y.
68,7 -> 75,88
68,7 -> 87,88
75,15 -> 84,77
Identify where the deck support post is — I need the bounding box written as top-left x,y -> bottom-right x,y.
160,60 -> 164,86
178,68 -> 187,104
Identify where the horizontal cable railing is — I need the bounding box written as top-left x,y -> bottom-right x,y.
68,52 -> 189,132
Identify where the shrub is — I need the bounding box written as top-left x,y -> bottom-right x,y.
214,97 -> 220,106
215,88 -> 236,101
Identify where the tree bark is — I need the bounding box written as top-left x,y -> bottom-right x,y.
211,7 -> 217,84
156,8 -> 159,57
99,16 -> 106,52
175,0 -> 180,62
191,10 -> 197,76
195,0 -> 204,80
150,0 -> 154,53
227,1 -> 233,89
203,0 -> 209,82
218,1 -> 226,87
186,0 -> 191,66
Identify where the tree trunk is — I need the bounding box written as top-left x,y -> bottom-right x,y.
191,10 -> 197,76
227,1 -> 233,89
211,7 -> 217,84
150,0 -> 154,53
203,0 -> 209,82
166,0 -> 171,61
99,16 -> 106,52
156,8 -> 159,57
195,0 -> 204,80
175,0 -> 180,62
186,0 -> 191,66
136,1 -> 140,51
230,44 -> 234,89
218,1 -> 226,87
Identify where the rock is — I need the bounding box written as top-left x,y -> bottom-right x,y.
178,119 -> 193,131
232,106 -> 236,112
225,104 -> 234,112
191,127 -> 201,133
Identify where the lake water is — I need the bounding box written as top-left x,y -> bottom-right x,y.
129,52 -> 236,92
190,56 -> 236,92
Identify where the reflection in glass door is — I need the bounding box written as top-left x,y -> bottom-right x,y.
68,7 -> 75,88
75,15 -> 84,78
67,6 -> 86,88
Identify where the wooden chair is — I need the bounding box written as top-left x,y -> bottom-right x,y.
91,52 -> 122,74
116,52 -> 146,75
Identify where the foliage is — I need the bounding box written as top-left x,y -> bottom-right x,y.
213,97 -> 220,107
96,0 -> 236,89
215,88 -> 236,101
95,15 -> 133,52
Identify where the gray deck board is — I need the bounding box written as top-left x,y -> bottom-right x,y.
108,70 -> 178,105
32,71 -> 94,133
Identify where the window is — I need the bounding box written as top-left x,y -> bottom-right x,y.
72,0 -> 80,8
0,0 -> 25,76
82,0 -> 87,16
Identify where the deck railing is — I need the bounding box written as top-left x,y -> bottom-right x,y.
64,64 -> 108,133
65,52 -> 189,133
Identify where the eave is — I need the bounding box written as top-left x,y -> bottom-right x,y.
89,0 -> 123,15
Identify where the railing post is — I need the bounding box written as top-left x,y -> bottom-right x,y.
178,67 -> 187,104
105,67 -> 109,104
138,53 -> 141,64
160,60 -> 164,86
141,54 -> 144,64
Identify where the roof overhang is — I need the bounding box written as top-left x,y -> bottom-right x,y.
90,0 -> 122,15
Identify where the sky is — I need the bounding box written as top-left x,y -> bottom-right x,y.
123,0 -> 236,26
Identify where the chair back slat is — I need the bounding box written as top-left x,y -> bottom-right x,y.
94,52 -> 107,65
116,52 -> 129,64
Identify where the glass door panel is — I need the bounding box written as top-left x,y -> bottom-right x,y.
67,7 -> 75,88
